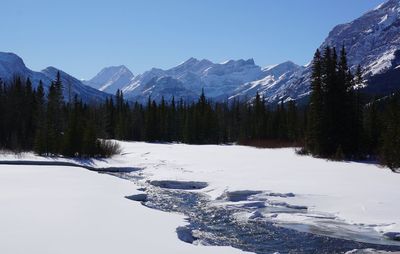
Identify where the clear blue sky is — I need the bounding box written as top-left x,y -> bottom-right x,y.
1,0 -> 384,79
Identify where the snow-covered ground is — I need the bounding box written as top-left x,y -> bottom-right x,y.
1,141 -> 400,253
0,164 -> 247,254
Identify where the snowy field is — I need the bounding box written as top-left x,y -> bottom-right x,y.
0,164 -> 247,254
1,141 -> 400,253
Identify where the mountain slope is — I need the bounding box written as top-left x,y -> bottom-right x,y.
0,52 -> 109,102
259,0 -> 400,103
321,0 -> 400,75
229,61 -> 303,102
83,65 -> 134,94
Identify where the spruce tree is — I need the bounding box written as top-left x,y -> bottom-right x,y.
63,96 -> 83,156
82,120 -> 98,157
46,72 -> 64,154
33,81 -> 47,155
381,96 -> 400,170
307,49 -> 324,155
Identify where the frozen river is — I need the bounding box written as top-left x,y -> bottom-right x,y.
116,171 -> 400,254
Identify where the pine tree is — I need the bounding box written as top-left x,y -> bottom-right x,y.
363,98 -> 380,156
307,46 -> 363,159
63,96 -> 83,156
322,46 -> 340,156
82,120 -> 98,157
33,81 -> 47,155
337,46 -> 354,155
381,96 -> 400,170
286,100 -> 298,141
46,72 -> 64,154
23,78 -> 36,149
307,49 -> 324,155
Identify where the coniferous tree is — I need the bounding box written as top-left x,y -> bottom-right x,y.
33,81 -> 47,155
46,72 -> 64,154
286,100 -> 298,141
306,46 -> 364,159
381,96 -> 400,170
82,119 -> 98,157
63,96 -> 84,156
307,49 -> 324,155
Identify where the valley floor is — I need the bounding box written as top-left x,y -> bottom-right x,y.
1,141 -> 400,253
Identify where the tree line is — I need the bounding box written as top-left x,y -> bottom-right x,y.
100,88 -> 303,146
0,73 -> 119,157
0,47 -> 399,170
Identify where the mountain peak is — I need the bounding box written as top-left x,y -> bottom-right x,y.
0,52 -> 31,82
244,58 -> 255,65
42,66 -> 59,73
277,61 -> 299,69
262,61 -> 301,78
84,65 -> 134,94
183,57 -> 199,64
42,66 -> 70,79
168,58 -> 213,75
0,52 -> 25,65
177,57 -> 200,67
178,57 -> 213,67
97,65 -> 133,78
220,58 -> 255,66
101,65 -> 131,72
0,52 -> 27,74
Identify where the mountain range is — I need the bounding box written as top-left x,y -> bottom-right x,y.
0,52 -> 109,102
82,0 -> 400,103
1,0 -> 400,104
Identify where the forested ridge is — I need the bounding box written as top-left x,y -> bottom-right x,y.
0,47 -> 399,169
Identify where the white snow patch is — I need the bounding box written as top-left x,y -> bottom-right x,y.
367,49 -> 396,75
261,64 -> 278,72
374,2 -> 385,11
379,14 -> 388,24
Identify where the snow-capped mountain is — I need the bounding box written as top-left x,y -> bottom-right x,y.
0,52 -> 109,102
321,0 -> 400,76
83,65 -> 134,94
117,57 -> 267,103
260,0 -> 400,103
85,57 -> 304,103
